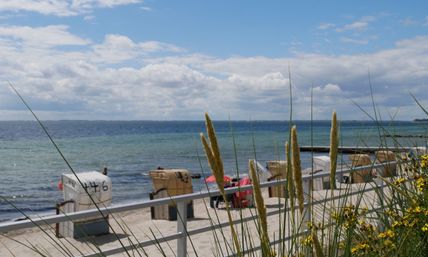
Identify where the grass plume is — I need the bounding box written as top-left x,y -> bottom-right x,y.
291,126 -> 304,214
200,113 -> 241,256
329,111 -> 339,190
249,160 -> 274,256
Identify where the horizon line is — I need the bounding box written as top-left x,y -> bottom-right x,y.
0,119 -> 419,122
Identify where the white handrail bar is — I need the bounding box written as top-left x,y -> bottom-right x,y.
0,160 -> 398,233
1,159 -> 405,257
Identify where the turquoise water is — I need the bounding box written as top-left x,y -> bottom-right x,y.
0,120 -> 427,222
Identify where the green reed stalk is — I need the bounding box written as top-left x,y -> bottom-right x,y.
330,112 -> 338,190
286,142 -> 295,208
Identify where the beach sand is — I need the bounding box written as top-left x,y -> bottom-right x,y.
0,183 -> 387,257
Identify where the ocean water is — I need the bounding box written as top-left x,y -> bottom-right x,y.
0,120 -> 427,222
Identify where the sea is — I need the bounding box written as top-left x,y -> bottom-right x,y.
0,120 -> 427,222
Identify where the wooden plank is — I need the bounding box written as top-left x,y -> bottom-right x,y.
299,146 -> 412,153
382,134 -> 428,138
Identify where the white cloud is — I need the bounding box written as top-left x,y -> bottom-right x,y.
0,25 -> 90,47
227,72 -> 288,91
84,15 -> 95,21
140,6 -> 151,11
400,18 -> 418,26
340,37 -> 369,45
0,0 -> 72,16
0,25 -> 428,120
139,41 -> 184,53
317,23 -> 335,30
90,0 -> 140,8
0,0 -> 141,16
336,16 -> 375,32
313,84 -> 342,95
92,34 -> 185,63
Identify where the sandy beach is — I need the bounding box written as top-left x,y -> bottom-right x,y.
0,182 -> 386,257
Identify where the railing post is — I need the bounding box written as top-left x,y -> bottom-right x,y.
177,201 -> 187,257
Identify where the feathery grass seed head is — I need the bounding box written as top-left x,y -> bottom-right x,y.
285,141 -> 295,212
329,112 -> 338,190
200,133 -> 225,194
249,160 -> 274,256
291,126 -> 304,214
205,113 -> 224,175
201,113 -> 241,255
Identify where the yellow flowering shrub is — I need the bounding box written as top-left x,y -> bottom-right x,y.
339,154 -> 428,256
351,242 -> 370,254
416,176 -> 428,192
421,155 -> 428,169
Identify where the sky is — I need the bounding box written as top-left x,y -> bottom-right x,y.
0,1 -> 427,120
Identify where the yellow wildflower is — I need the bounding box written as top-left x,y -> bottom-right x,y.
358,220 -> 375,232
331,211 -> 340,221
394,177 -> 406,186
351,243 -> 369,253
412,206 -> 423,214
384,239 -> 396,248
392,221 -> 402,228
422,223 -> 428,232
359,207 -> 369,215
416,177 -> 427,192
385,209 -> 398,218
343,205 -> 357,222
403,219 -> 410,227
421,154 -> 428,169
301,235 -> 313,246
386,229 -> 395,238
378,229 -> 395,239
409,218 -> 419,228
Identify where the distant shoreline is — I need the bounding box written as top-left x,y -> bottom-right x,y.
0,119 -> 419,122
414,118 -> 428,122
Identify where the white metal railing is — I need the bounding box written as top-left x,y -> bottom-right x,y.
0,160 -> 403,257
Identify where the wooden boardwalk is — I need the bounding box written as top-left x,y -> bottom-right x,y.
300,145 -> 413,153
